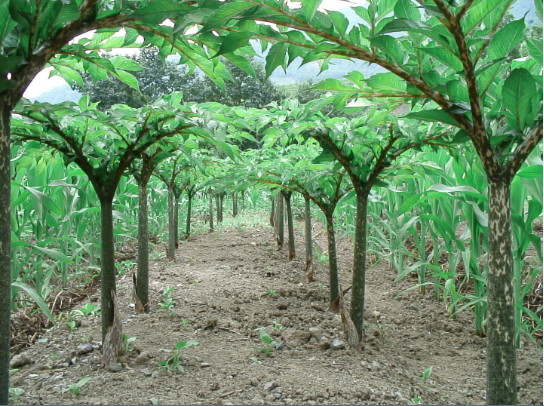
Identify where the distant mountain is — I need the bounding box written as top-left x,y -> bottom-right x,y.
29,84 -> 81,104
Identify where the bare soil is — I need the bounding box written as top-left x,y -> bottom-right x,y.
9,214 -> 543,405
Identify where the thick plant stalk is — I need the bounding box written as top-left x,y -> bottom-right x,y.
136,177 -> 150,311
275,192 -> 284,248
282,190 -> 295,260
270,197 -> 275,228
0,102 -> 12,406
209,189 -> 214,231
186,188 -> 194,238
233,192 -> 238,217
215,194 -> 221,223
486,179 -> 516,405
100,199 -> 119,347
304,196 -> 314,282
174,193 -> 180,248
167,188 -> 176,261
325,212 -> 340,305
350,191 -> 368,340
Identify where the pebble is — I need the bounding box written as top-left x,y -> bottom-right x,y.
106,363 -> 123,373
308,327 -> 322,342
37,338 -> 48,344
141,368 -> 152,377
331,339 -> 345,350
273,393 -> 282,399
77,344 -> 93,355
200,362 -> 212,368
10,354 -> 32,368
264,381 -> 279,391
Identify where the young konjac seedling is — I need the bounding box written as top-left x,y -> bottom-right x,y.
62,377 -> 91,396
71,303 -> 100,318
159,287 -> 176,316
158,340 -> 199,372
416,366 -> 434,384
254,330 -> 277,357
123,334 -> 137,353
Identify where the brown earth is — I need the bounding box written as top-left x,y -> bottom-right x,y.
9,213 -> 543,405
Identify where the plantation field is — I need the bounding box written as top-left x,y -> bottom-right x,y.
8,214 -> 543,405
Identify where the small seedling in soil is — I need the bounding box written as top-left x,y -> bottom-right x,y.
159,287 -> 176,316
158,340 -> 199,372
65,319 -> 78,332
249,356 -> 261,364
182,319 -> 189,329
318,283 -> 324,292
116,259 -> 134,277
416,366 -> 433,384
266,286 -> 276,296
9,387 -> 24,403
71,303 -> 100,318
150,398 -> 159,405
411,396 -> 422,404
273,321 -> 283,330
62,377 -> 91,396
123,334 -> 137,353
254,330 -> 277,357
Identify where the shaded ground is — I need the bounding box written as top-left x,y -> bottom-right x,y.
9,214 -> 543,405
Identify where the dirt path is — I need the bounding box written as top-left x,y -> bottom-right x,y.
10,215 -> 543,405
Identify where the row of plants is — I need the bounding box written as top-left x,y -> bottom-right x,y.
2,0 -> 542,404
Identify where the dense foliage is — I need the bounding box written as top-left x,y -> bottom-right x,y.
1,0 -> 542,405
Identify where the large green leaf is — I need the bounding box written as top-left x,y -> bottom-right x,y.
215,32 -> 253,57
486,19 -> 525,61
377,18 -> 430,35
394,0 -> 421,20
462,0 -> 511,34
502,68 -> 538,131
265,42 -> 287,78
311,78 -> 359,92
11,282 -> 55,323
300,0 -> 321,23
515,165 -> 543,178
404,109 -> 461,127
201,2 -> 256,32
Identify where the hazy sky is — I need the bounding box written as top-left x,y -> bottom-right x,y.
21,1 -> 358,98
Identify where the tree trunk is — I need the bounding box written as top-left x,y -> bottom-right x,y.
186,190 -> 193,238
209,189 -> 214,231
100,199 -> 118,344
270,197 -> 275,228
275,192 -> 284,248
350,190 -> 368,340
325,212 -> 340,305
486,179 -> 516,405
282,191 -> 295,260
167,188 -> 176,261
219,193 -> 224,222
0,102 -> 12,405
215,194 -> 221,223
174,193 -> 180,249
241,190 -> 245,212
233,192 -> 238,217
136,179 -> 150,312
304,196 -> 314,282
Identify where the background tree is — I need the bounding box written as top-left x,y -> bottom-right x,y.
200,57 -> 281,108
72,48 -> 206,110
